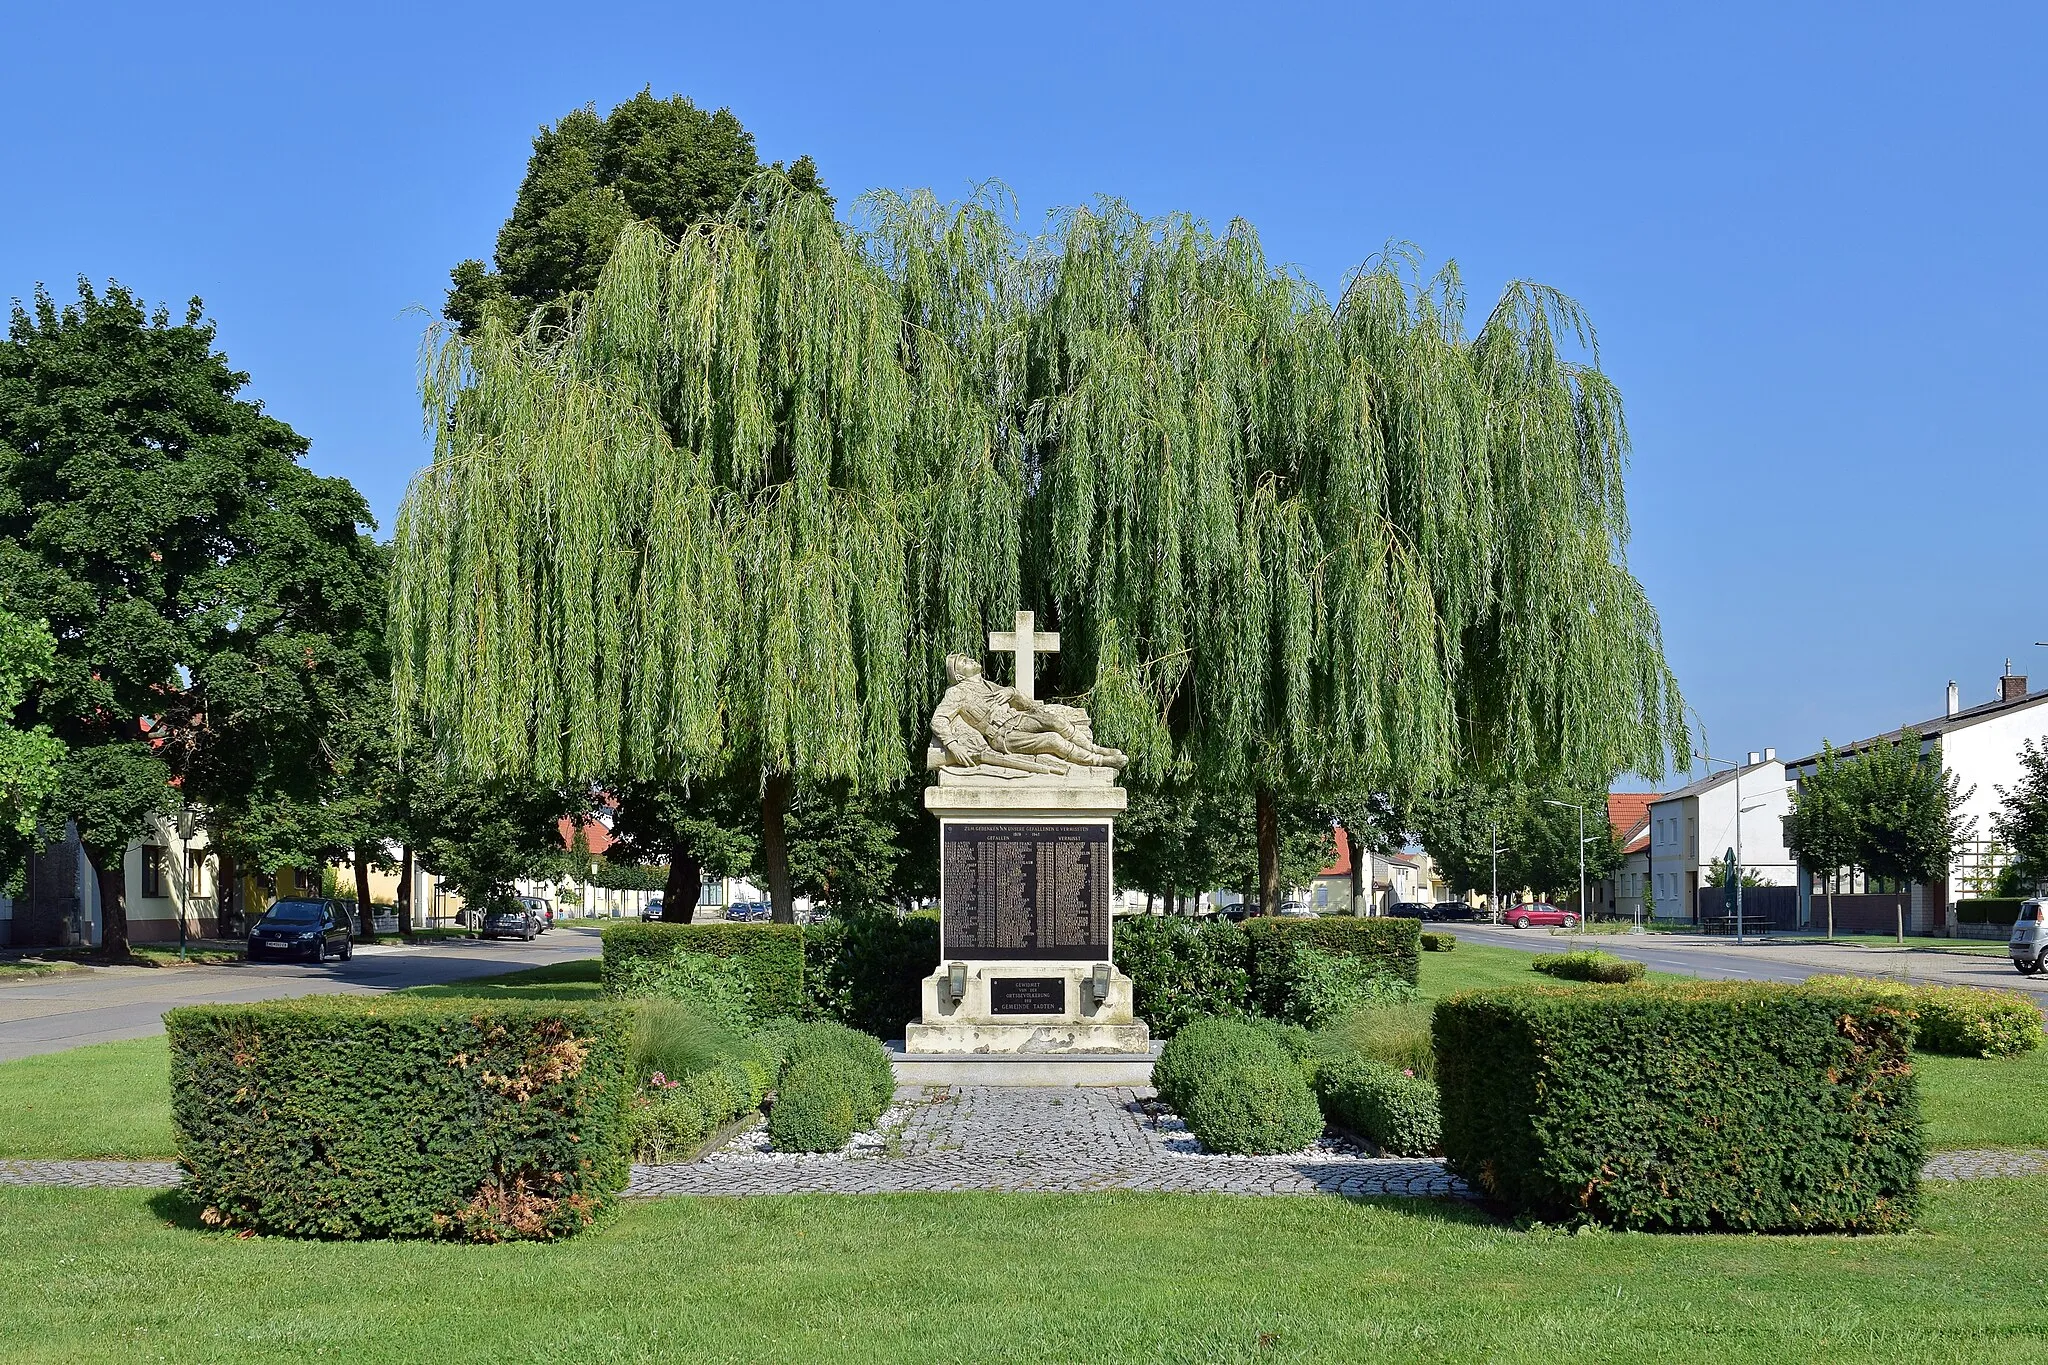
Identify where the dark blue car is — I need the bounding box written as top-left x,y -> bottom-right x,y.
248,898 -> 354,963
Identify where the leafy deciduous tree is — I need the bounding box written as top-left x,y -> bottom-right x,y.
0,609 -> 65,891
445,88 -> 828,336
1992,739 -> 2048,895
0,281 -> 376,952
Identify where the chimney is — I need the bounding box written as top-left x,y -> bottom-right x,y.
1947,681 -> 1960,717
1746,750 -> 1760,766
1763,746 -> 1776,762
2003,674 -> 2029,703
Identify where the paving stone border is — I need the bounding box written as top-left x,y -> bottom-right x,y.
7,1082 -> 2043,1197
0,1160 -> 184,1189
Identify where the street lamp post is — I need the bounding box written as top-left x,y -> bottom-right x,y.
1489,820 -> 1507,925
1694,751 -> 1762,943
1543,799 -> 1589,936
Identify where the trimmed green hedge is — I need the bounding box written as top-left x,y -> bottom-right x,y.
601,922 -> 805,1024
168,998 -> 631,1241
1112,916 -> 1253,1038
1154,1018 -> 1324,1154
1955,898 -> 2025,925
1435,983 -> 1923,1231
1315,1050 -> 1441,1156
1420,932 -> 1457,952
1531,950 -> 1645,984
803,912 -> 939,1039
1806,976 -> 2043,1058
1243,917 -> 1419,1015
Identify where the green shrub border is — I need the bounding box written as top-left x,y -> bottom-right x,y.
601,922 -> 805,1021
1243,916 -> 1420,1014
1956,898 -> 2025,925
168,997 -> 631,1241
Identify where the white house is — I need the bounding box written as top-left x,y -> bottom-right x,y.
1642,752 -> 1796,923
1783,669 -> 2048,923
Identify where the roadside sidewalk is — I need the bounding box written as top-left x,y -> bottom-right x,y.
1450,921 -> 2048,1001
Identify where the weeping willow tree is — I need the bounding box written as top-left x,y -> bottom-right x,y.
1021,207 -> 1687,911
393,185 -> 1022,921
395,177 -> 1685,922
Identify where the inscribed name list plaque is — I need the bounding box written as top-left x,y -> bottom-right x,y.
941,821 -> 1110,960
990,977 -> 1066,1014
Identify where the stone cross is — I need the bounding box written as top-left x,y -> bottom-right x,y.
989,610 -> 1059,702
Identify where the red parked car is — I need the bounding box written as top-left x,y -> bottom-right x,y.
1507,902 -> 1578,929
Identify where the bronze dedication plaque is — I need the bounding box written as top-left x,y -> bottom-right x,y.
940,821 -> 1110,960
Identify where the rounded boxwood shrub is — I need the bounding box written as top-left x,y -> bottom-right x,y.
768,1058 -> 857,1153
1420,931 -> 1457,952
762,1019 -> 895,1126
1153,1017 -> 1272,1112
1155,1017 -> 1325,1154
1182,1058 -> 1325,1155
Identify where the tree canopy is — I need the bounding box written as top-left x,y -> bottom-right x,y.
446,89 -> 828,336
1993,738 -> 2048,894
0,281 -> 380,950
0,608 -> 66,889
395,181 -> 1685,918
1787,729 -> 1973,924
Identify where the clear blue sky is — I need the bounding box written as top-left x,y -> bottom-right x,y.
4,2 -> 2043,784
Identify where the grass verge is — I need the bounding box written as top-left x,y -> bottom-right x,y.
3,1181 -> 2048,1362
0,959 -> 604,1158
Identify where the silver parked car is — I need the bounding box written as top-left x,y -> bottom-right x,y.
2011,900 -> 2047,974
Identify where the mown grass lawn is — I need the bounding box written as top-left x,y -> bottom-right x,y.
3,1180 -> 2047,1363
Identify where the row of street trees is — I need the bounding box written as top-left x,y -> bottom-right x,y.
394,94 -> 1688,917
1784,728 -> 1974,936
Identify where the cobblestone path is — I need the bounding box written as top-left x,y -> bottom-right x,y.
626,1085 -> 1466,1198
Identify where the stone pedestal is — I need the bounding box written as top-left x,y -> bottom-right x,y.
905,765 -> 1151,1057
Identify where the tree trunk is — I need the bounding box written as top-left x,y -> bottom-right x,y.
663,840 -> 703,924
87,847 -> 129,957
1345,823 -> 1366,916
216,849 -> 239,937
1255,785 -> 1280,916
762,771 -> 796,924
396,845 -> 414,936
353,847 -> 376,942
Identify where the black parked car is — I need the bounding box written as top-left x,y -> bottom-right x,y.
482,906 -> 538,941
1432,901 -> 1476,922
248,898 -> 354,963
1388,901 -> 1437,920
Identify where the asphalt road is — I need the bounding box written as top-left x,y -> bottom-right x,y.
1446,921 -> 2048,1000
0,928 -> 604,1062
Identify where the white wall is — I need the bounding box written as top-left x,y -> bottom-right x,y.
1695,761 -> 1796,886
1939,701 -> 2048,895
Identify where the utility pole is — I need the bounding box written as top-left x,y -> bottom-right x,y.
1543,798 -> 1590,937
1695,751 -> 1763,943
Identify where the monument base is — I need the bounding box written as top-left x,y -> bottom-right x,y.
904,1020 -> 1154,1055
889,1040 -> 1159,1086
905,959 -> 1152,1056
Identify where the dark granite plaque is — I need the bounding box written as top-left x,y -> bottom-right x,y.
990,976 -> 1066,1014
941,821 -> 1110,960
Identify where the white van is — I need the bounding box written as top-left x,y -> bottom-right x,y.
2010,900 -> 2047,975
